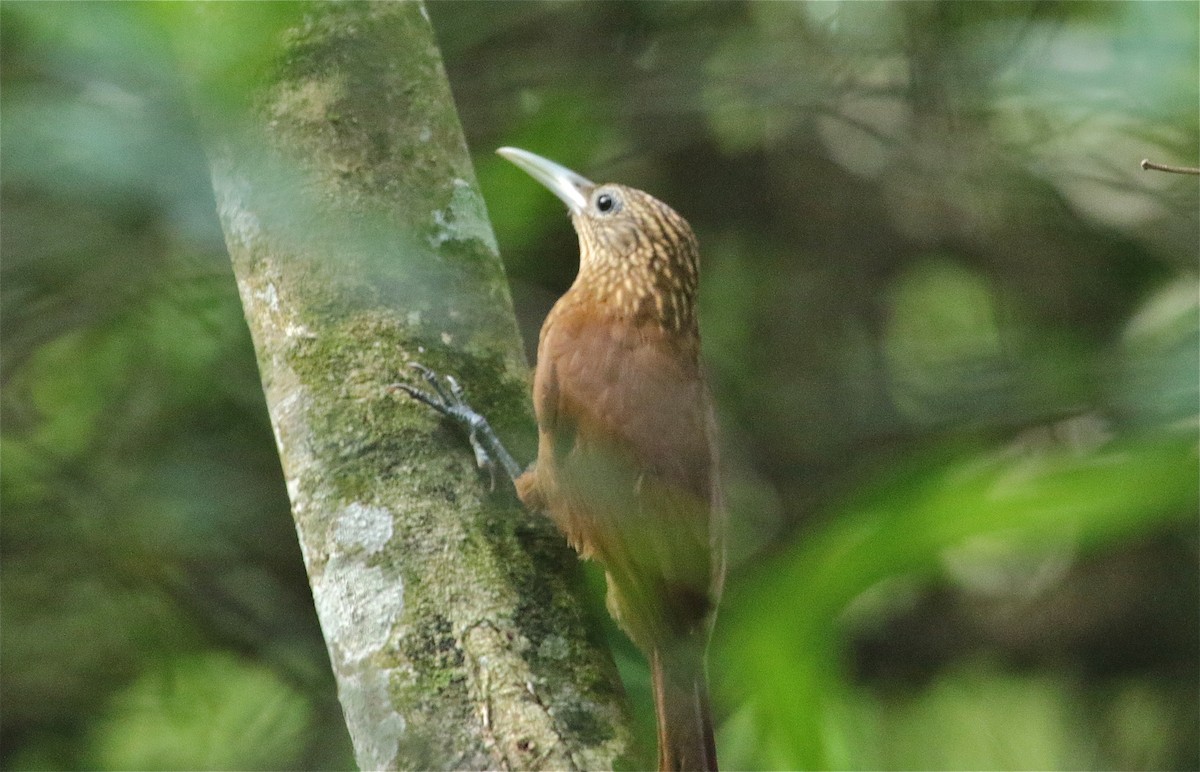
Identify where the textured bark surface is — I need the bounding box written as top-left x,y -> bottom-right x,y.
201,3 -> 634,769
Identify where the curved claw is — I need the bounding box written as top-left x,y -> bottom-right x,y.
391,363 -> 469,419
390,362 -> 524,488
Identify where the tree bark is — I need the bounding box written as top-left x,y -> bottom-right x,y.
197,3 -> 634,769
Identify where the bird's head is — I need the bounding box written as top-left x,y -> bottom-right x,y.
497,147 -> 699,332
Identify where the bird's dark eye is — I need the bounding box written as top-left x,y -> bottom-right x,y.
595,192 -> 617,214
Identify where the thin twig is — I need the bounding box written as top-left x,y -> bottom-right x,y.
1140,159 -> 1200,175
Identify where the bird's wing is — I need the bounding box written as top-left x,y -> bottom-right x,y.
533,306 -> 719,645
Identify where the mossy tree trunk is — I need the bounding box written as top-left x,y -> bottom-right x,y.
194,2 -> 634,769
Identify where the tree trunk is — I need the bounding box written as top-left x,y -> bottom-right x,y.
195,2 -> 634,769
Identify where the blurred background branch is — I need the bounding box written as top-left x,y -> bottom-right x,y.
2,1 -> 1196,770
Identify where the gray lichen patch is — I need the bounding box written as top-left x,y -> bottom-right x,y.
430,177 -> 500,255
338,666 -> 407,771
314,553 -> 405,665
334,502 -> 394,555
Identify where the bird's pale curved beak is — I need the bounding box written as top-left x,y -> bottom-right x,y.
496,147 -> 594,214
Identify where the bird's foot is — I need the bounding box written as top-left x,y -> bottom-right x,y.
390,363 -> 522,489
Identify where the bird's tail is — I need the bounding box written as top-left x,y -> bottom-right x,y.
651,645 -> 718,771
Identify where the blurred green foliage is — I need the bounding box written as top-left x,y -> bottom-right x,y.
2,3 -> 351,770
2,1 -> 1196,770
85,652 -> 314,771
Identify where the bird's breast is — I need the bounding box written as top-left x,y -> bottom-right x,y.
533,299 -> 712,505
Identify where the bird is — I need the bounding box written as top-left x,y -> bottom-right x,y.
400,147 -> 724,771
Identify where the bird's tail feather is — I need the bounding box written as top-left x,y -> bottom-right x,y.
651,646 -> 717,771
